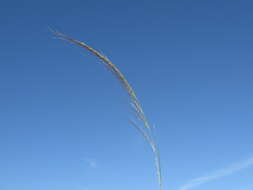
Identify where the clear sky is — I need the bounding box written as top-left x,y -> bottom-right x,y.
1,0 -> 253,190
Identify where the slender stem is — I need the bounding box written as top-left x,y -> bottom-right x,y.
52,30 -> 163,190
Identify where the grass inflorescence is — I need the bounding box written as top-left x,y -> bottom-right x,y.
52,30 -> 163,190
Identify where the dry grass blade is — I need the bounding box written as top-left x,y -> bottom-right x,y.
52,30 -> 163,190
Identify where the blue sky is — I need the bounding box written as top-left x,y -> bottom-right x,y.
1,0 -> 253,190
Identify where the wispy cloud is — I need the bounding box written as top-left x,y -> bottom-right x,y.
179,155 -> 253,190
84,158 -> 98,168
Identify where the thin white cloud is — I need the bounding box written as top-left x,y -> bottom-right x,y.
179,155 -> 253,190
84,158 -> 98,168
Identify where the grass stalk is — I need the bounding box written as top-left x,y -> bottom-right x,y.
52,30 -> 163,190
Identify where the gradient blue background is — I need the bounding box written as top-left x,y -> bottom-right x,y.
1,0 -> 253,190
